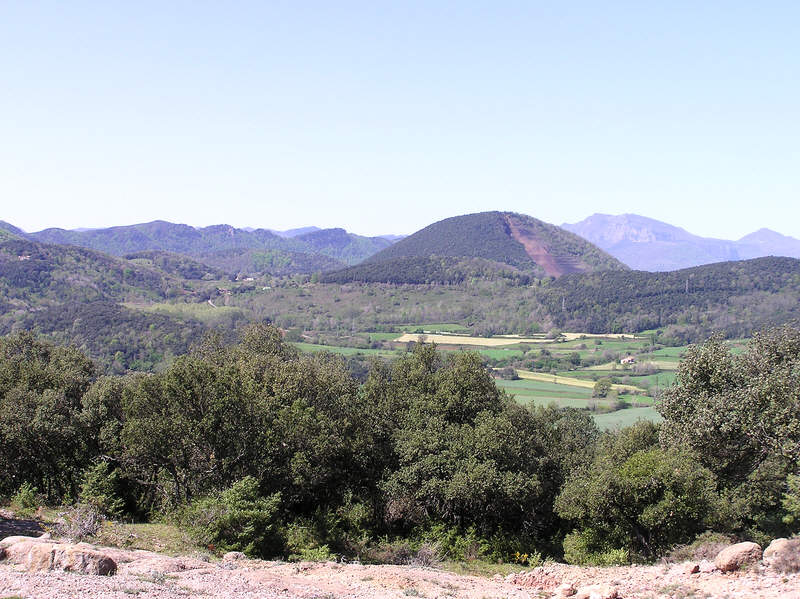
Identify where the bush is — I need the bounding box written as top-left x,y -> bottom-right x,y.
79,462 -> 125,519
10,482 -> 40,517
181,477 -> 283,558
563,530 -> 629,566
284,519 -> 337,562
52,503 -> 104,541
782,474 -> 800,531
665,531 -> 736,563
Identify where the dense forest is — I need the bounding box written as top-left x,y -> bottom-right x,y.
544,257 -> 800,340
321,255 -> 535,285
1,324 -> 798,564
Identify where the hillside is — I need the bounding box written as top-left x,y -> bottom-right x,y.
296,228 -> 392,265
0,239 -> 216,370
12,220 -> 393,272
353,211 -> 625,280
124,250 -> 231,280
321,255 -> 534,285
543,256 -> 800,339
563,213 -> 800,270
199,247 -> 345,276
0,239 -> 186,306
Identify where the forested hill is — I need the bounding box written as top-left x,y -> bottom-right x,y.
295,228 -> 392,265
359,211 -> 626,280
543,256 -> 800,339
0,239 -> 187,305
11,220 -> 393,268
0,239 -> 212,371
320,255 -> 534,285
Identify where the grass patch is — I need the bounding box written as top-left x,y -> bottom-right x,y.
128,302 -> 249,326
515,370 -> 641,393
291,342 -> 399,357
593,407 -> 663,430
440,560 -> 539,578
92,521 -> 200,557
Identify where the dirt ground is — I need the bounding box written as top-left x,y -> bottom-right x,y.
2,537 -> 800,599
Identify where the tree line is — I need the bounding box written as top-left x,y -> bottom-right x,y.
1,323 -> 798,563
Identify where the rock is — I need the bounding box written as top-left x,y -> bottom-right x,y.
763,538 -> 798,560
223,551 -> 247,561
698,559 -> 717,573
0,536 -> 116,576
714,541 -> 762,572
763,537 -> 800,570
0,534 -> 45,549
556,582 -> 577,596
668,562 -> 699,576
575,584 -> 618,599
0,547 -> 5,561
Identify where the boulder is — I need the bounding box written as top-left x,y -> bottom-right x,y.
764,538 -> 798,560
0,535 -> 116,576
556,582 -> 577,596
763,537 -> 800,570
575,584 -> 618,599
714,542 -> 762,572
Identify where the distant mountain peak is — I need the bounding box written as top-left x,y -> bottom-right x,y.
563,214 -> 800,271
351,210 -> 626,281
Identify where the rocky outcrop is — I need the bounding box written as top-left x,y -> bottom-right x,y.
714,542 -> 762,572
0,535 -> 116,575
574,583 -> 618,599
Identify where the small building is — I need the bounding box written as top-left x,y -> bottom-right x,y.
620,356 -> 636,365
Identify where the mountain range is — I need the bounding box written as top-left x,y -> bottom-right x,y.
3,211 -> 800,372
0,221 -> 393,275
4,212 -> 800,277
562,214 -> 800,271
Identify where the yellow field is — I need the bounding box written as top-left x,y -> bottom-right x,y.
586,360 -> 679,371
394,332 -> 640,347
394,333 -> 544,346
515,369 -> 642,393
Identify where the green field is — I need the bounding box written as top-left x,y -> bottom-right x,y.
593,407 -> 663,430
397,323 -> 472,334
128,301 -> 250,326
291,342 -> 399,357
495,377 -> 614,410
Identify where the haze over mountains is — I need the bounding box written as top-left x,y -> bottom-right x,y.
563,213 -> 800,271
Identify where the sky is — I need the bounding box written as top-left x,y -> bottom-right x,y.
1,1 -> 798,238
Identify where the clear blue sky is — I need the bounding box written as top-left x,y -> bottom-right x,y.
2,1 -> 798,238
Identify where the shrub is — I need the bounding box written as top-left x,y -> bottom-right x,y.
79,462 -> 125,519
181,477 -> 283,558
563,530 -> 629,566
782,474 -> 800,531
52,503 -> 104,541
10,482 -> 40,517
285,519 -> 337,562
665,531 -> 736,563
408,542 -> 443,567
